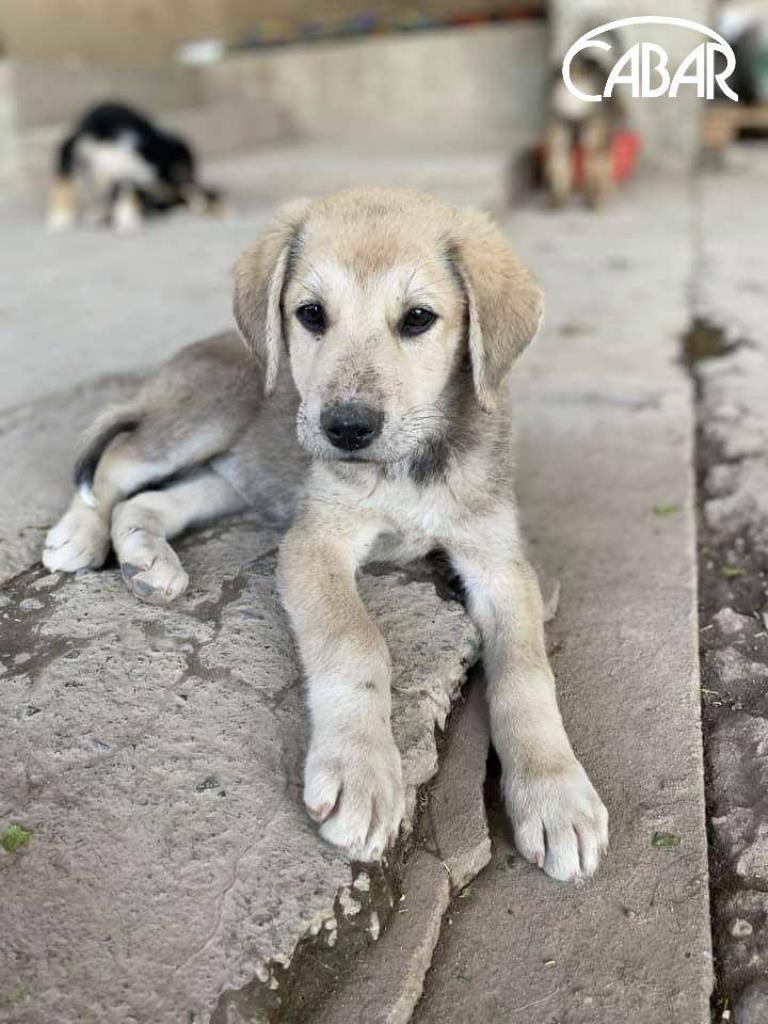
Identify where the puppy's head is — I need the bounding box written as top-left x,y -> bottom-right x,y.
234,188 -> 543,466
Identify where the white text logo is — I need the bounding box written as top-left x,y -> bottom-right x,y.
562,16 -> 738,103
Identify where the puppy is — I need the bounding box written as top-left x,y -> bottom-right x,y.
43,188 -> 608,879
47,101 -> 221,233
544,42 -> 626,208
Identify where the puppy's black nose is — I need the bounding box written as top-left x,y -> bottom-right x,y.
320,403 -> 383,451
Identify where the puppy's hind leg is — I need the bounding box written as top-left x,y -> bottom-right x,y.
543,120 -> 573,208
111,182 -> 144,233
47,135 -> 78,231
581,117 -> 612,209
112,469 -> 246,604
43,411 -> 151,574
182,183 -> 225,217
44,406 -> 210,574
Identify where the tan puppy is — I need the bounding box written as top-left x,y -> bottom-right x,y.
544,49 -> 626,209
43,188 -> 608,879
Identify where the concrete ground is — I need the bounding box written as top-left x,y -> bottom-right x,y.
0,143 -> 747,1022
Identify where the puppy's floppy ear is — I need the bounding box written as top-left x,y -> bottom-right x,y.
233,198 -> 310,395
451,210 -> 544,412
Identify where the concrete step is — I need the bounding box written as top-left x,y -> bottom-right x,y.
409,180 -> 712,1022
0,145 -> 506,1020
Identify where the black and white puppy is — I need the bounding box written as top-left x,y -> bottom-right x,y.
47,102 -> 221,232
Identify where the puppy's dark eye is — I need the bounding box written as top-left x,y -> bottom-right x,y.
296,303 -> 326,333
400,307 -> 437,337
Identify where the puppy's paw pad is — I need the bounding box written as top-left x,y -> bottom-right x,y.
505,759 -> 608,882
304,732 -> 405,862
42,508 -> 109,573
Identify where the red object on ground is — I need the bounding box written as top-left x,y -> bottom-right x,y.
535,130 -> 641,185
576,130 -> 641,183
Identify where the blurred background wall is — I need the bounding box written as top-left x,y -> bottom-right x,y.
0,1 -> 730,186
0,1 -> 539,61
0,3 -> 549,185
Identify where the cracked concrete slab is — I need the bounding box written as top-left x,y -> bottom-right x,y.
0,378 -> 479,1024
0,147 -> 511,1022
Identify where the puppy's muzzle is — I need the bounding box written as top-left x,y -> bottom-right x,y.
320,403 -> 383,452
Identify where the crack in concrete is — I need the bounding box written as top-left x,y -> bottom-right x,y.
686,311 -> 768,1019
211,860 -> 399,1024
163,811 -> 283,1002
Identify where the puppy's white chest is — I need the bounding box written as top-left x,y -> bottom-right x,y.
373,480 -> 455,556
77,135 -> 156,189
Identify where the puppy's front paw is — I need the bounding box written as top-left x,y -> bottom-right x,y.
43,506 -> 110,572
118,537 -> 189,605
304,728 -> 405,862
112,195 -> 143,234
505,759 -> 608,882
46,208 -> 76,233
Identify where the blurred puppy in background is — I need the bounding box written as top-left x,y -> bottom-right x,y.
47,102 -> 222,232
544,34 -> 627,208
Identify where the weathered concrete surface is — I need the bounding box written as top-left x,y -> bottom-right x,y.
692,148 -> 768,1015
734,978 -> 768,1024
412,179 -> 712,1022
0,146 -> 527,1023
710,715 -> 768,889
0,378 -> 479,1022
695,148 -> 768,560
